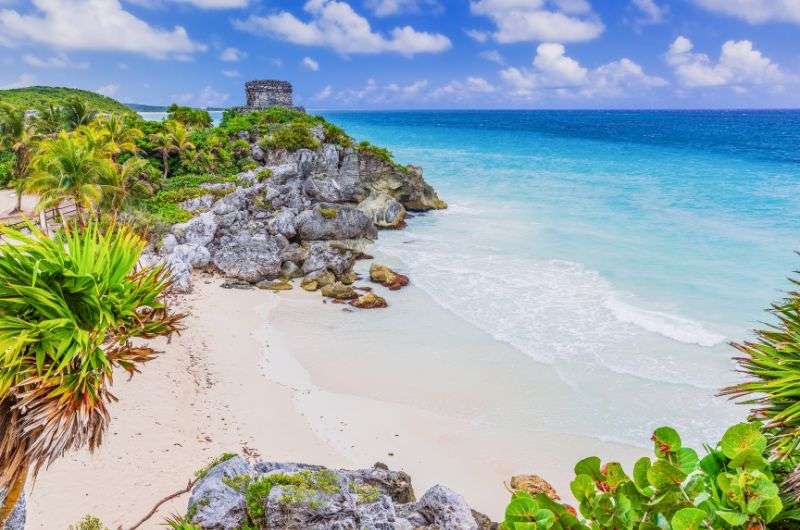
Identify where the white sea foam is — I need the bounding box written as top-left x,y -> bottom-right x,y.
375,206 -> 731,390
603,297 -> 726,347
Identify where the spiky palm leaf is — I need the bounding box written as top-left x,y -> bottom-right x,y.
0,220 -> 183,523
721,275 -> 800,498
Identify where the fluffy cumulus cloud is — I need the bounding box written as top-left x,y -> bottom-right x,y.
500,42 -> 666,98
172,86 -> 229,108
0,0 -> 205,58
479,49 -> 505,64
314,84 -> 333,100
1,73 -> 35,89
631,0 -> 667,25
666,36 -> 786,88
219,47 -> 246,62
96,83 -> 119,97
302,56 -> 320,71
234,0 -> 451,56
692,0 -> 800,25
23,52 -> 88,69
430,76 -> 496,100
470,0 -> 604,43
364,0 -> 442,17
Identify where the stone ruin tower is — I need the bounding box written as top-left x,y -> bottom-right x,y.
245,80 -> 294,109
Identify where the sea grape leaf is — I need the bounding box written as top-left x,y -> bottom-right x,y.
757,494 -> 783,522
633,457 -> 651,493
675,448 -> 700,474
716,510 -> 748,526
570,474 -> 595,501
720,423 -> 767,460
652,427 -> 681,456
603,462 -> 629,492
728,448 -> 767,470
647,460 -> 687,489
671,508 -> 709,530
505,492 -> 539,524
575,457 -> 602,480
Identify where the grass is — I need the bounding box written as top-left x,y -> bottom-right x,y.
318,206 -> 338,219
194,452 -> 238,480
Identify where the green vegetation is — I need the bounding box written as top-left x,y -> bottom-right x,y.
350,482 -> 382,504
194,452 -> 238,480
222,469 -> 341,528
68,515 -> 107,530
163,514 -> 201,530
167,103 -> 212,129
318,206 -> 338,219
0,220 -> 183,525
0,87 -> 133,115
503,423 -> 795,530
260,121 -> 320,151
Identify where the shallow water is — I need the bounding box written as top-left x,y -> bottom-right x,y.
317,109 -> 800,448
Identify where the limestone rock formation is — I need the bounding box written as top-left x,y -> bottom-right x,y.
186,457 -> 492,530
153,125 -> 444,294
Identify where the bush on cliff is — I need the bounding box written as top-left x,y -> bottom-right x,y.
259,121 -> 320,151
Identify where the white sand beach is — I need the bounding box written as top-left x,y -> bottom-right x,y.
26,262 -> 643,529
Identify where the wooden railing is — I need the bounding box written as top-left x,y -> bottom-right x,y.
0,203 -> 79,240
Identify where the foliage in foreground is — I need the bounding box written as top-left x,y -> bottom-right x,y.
721,276 -> 800,463
503,423 -> 797,530
0,221 -> 183,524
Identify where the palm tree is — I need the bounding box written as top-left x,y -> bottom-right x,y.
0,104 -> 38,214
108,156 -> 155,210
0,220 -> 183,525
149,121 -> 195,179
27,132 -> 118,217
96,114 -> 143,159
62,97 -> 98,131
33,103 -> 64,135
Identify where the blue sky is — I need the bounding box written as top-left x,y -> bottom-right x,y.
1,0 -> 800,109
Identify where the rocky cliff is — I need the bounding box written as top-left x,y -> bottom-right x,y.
149,125 -> 446,295
186,456 -> 495,530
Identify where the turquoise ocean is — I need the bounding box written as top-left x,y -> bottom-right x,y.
316,110 -> 800,447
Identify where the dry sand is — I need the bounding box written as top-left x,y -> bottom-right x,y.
26,270 -> 642,529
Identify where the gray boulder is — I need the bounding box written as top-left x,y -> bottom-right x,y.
173,212 -> 218,247
251,144 -> 265,161
267,208 -> 298,239
181,194 -> 214,213
165,251 -> 194,294
295,206 -> 377,241
212,235 -> 287,283
171,244 -> 211,269
411,485 -> 478,530
302,241 -> 356,277
188,457 -> 253,530
357,192 -> 406,229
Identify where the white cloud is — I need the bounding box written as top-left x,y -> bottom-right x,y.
666,36 -> 786,88
464,29 -> 489,43
270,57 -> 284,67
22,52 -> 88,69
332,78 -> 429,105
222,69 -> 240,77
234,0 -> 451,56
470,0 -> 604,43
430,76 -> 496,100
0,0 -> 204,58
302,56 -> 320,71
631,0 -> 667,25
315,84 -> 333,100
501,42 -> 666,98
692,0 -> 800,25
1,72 -> 35,89
479,49 -> 505,64
364,0 -> 442,16
174,0 -> 247,8
219,46 -> 246,61
96,83 -> 119,97
173,86 -> 229,108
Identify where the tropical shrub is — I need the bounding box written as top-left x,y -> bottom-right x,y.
259,121 -> 319,152
502,423 -> 797,530
0,221 -> 183,525
166,103 -> 212,129
0,151 -> 13,188
721,278 -> 800,460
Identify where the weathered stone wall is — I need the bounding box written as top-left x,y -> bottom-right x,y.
245,80 -> 293,108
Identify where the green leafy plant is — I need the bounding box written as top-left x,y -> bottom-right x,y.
260,121 -> 319,152
163,514 -> 201,530
0,220 -> 184,525
68,514 -> 107,530
502,423 -> 795,530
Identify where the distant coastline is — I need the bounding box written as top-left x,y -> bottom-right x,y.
125,102 -> 227,112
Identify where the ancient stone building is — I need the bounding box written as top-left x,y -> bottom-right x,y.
245,80 -> 294,109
